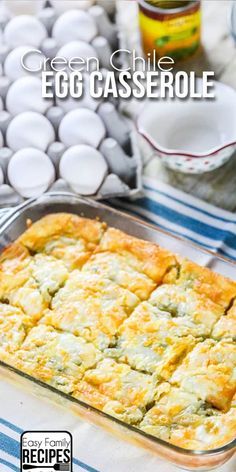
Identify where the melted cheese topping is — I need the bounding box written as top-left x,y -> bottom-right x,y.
164,258 -> 236,309
74,358 -> 156,424
82,252 -> 156,300
42,272 -> 139,350
108,302 -> 195,376
0,303 -> 32,354
18,213 -> 106,270
44,237 -> 90,269
30,254 -> 68,300
140,384 -> 236,450
150,285 -> 223,337
0,253 -> 68,320
13,325 -> 102,393
97,227 -> 177,283
212,301 -> 236,341
171,340 -> 236,411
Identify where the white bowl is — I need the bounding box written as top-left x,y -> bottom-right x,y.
137,80 -> 236,174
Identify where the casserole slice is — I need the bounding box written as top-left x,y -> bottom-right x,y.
18,213 -> 106,270
42,271 -> 139,350
73,358 -> 157,425
96,227 -> 177,284
82,251 -> 156,300
0,302 -> 33,355
140,383 -> 236,450
170,339 -> 236,411
10,324 -> 102,394
164,258 -> 236,309
212,300 -> 236,341
0,244 -> 68,321
149,284 -> 223,337
106,301 -> 196,376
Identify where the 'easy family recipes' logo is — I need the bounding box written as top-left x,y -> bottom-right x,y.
20,431 -> 72,471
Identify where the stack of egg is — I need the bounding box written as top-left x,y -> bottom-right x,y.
0,0 -> 139,206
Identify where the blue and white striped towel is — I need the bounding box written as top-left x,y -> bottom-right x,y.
0,418 -> 98,472
1,177 -> 236,472
121,177 -> 236,261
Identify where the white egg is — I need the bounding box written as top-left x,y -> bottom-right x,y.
6,77 -> 53,116
7,112 -> 55,152
57,41 -> 98,72
4,15 -> 47,48
60,144 -> 107,195
50,1 -> 94,13
8,148 -> 55,198
59,108 -> 106,148
56,74 -> 102,112
4,46 -> 46,81
52,10 -> 97,46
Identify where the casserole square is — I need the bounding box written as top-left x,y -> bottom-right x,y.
96,227 -> 177,284
140,383 -> 236,450
0,303 -> 33,355
73,358 -> 157,424
18,213 -> 106,270
106,301 -> 196,376
149,284 -> 223,337
10,324 -> 102,394
82,251 -> 156,300
164,258 -> 236,309
0,246 -> 68,321
42,271 -> 139,350
212,301 -> 236,341
170,339 -> 236,411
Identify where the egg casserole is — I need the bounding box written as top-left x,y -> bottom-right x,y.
0,213 -> 235,451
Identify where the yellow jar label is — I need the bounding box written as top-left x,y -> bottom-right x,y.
139,10 -> 201,60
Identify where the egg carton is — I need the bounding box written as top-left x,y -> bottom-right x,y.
0,0 -> 142,208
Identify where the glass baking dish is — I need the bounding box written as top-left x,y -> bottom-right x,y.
0,192 -> 235,471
